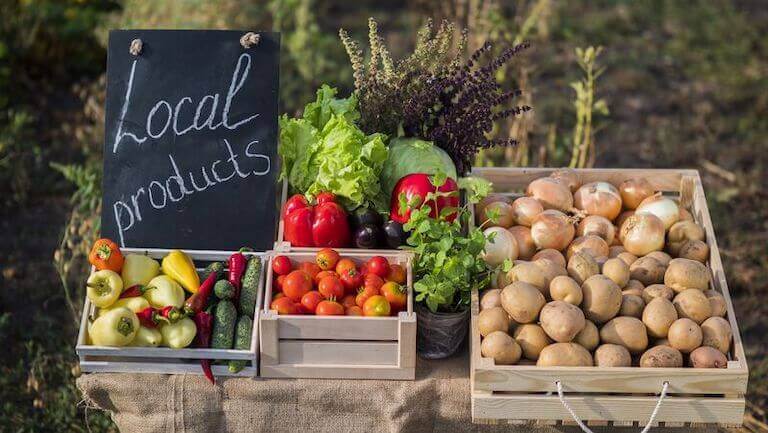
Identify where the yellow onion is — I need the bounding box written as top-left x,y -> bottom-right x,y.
476,194 -> 511,225
532,248 -> 567,268
531,210 -> 575,251
619,213 -> 665,256
615,210 -> 635,228
510,196 -> 544,227
618,178 -> 655,210
636,193 -> 680,230
550,168 -> 582,193
508,226 -> 537,260
679,207 -> 694,222
574,182 -> 623,220
527,177 -> 574,212
566,235 -> 610,260
481,201 -> 515,228
482,227 -> 519,266
576,215 -> 615,244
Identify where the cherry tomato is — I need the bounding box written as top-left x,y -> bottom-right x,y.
318,275 -> 344,300
272,255 -> 292,276
314,270 -> 338,285
363,295 -> 391,317
316,300 -> 345,316
335,258 -> 357,275
341,294 -> 357,308
282,270 -> 313,301
299,262 -> 322,280
339,268 -> 364,295
271,297 -> 299,315
363,273 -> 384,293
386,264 -> 407,284
316,248 -> 341,271
300,290 -> 323,314
273,292 -> 285,301
315,191 -> 336,205
366,256 -> 390,278
380,282 -> 407,312
355,285 -> 378,308
274,275 -> 287,292
345,306 -> 363,316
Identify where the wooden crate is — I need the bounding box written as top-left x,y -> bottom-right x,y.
469,167 -> 748,428
76,248 -> 265,377
259,250 -> 416,379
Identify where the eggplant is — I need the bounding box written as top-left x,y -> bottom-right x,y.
382,220 -> 408,248
353,224 -> 382,249
351,207 -> 383,228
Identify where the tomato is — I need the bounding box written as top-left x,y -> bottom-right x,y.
318,275 -> 344,300
315,191 -> 336,205
345,306 -> 363,316
386,264 -> 406,284
355,285 -> 378,308
366,256 -> 390,278
295,303 -> 312,314
271,297 -> 299,315
272,255 -> 293,276
316,248 -> 341,271
339,268 -> 364,294
316,300 -> 345,316
363,295 -> 391,317
299,262 -> 322,280
363,273 -> 384,293
381,282 -> 407,312
341,294 -> 357,308
273,292 -> 285,301
282,270 -> 313,301
300,291 -> 323,314
274,275 -> 287,292
335,258 -> 357,275
314,270 -> 338,285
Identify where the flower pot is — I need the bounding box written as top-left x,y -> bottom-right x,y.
415,303 -> 469,359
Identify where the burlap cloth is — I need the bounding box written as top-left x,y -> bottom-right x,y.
77,348 -> 721,433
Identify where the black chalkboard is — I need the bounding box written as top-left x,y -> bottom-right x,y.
101,30 -> 280,251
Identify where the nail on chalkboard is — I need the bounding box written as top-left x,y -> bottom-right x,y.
240,32 -> 260,49
129,39 -> 143,56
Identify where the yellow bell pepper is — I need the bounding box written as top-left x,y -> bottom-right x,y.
161,250 -> 200,293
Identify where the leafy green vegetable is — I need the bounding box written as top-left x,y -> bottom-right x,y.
279,85 -> 389,210
379,137 -> 457,201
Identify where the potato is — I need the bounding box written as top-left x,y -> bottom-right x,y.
622,279 -> 644,297
508,226 -> 537,260
540,301 -> 586,342
594,344 -> 632,367
679,239 -> 709,263
664,258 -> 711,293
609,246 -> 626,257
673,289 -> 712,324
477,307 -> 511,337
689,346 -> 727,368
533,259 -> 568,290
668,318 -> 703,353
537,343 -> 593,367
481,331 -> 522,365
599,316 -> 649,354
642,297 -> 678,338
532,248 -> 566,268
645,251 -> 672,267
581,274 -> 622,323
704,290 -> 727,317
701,316 -> 732,354
653,338 -> 671,347
619,294 -> 645,318
640,345 -> 683,368
480,289 -> 502,310
629,256 -> 665,286
574,320 -> 599,351
616,251 -> 638,266
667,221 -> 705,256
508,261 -> 548,293
549,276 -> 583,305
567,252 -> 600,285
513,324 -> 552,360
501,282 -> 546,324
641,284 -> 674,304
602,257 -> 630,288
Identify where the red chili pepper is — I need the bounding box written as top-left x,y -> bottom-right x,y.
228,248 -> 250,301
159,306 -> 185,323
192,310 -> 215,385
184,272 -> 217,314
119,284 -> 154,299
136,307 -> 165,328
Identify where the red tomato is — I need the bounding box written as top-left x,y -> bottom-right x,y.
316,248 -> 341,271
273,292 -> 285,301
316,300 -> 345,316
299,262 -> 322,280
380,282 -> 407,312
355,285 -> 378,308
345,306 -> 363,316
315,191 -> 336,205
363,295 -> 391,317
274,275 -> 287,292
271,297 -> 299,315
295,303 -> 311,314
318,275 -> 344,300
272,255 -> 292,276
339,268 -> 364,294
341,294 -> 357,308
386,264 -> 406,284
363,273 -> 384,293
335,258 -> 356,275
282,270 -> 313,301
366,256 -> 390,278
300,291 -> 323,314
314,270 -> 338,285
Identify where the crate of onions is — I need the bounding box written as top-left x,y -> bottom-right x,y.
469,167 -> 747,428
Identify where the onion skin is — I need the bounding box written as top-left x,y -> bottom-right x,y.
636,194 -> 680,230
566,235 -> 610,260
619,213 -> 666,256
550,169 -> 582,193
531,210 -> 576,251
574,182 -> 623,220
532,249 -> 567,268
615,210 -> 635,229
577,215 -> 616,244
510,196 -> 544,227
476,194 -> 511,224
619,178 -> 655,210
481,201 -> 515,228
508,226 -> 537,260
527,178 -> 574,212
482,227 -> 519,266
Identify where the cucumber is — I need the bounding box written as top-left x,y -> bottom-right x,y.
211,300 -> 237,349
199,261 -> 224,281
238,257 -> 261,317
214,279 -> 236,300
228,315 -> 254,373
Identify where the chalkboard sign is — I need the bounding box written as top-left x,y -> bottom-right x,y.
101,30 -> 280,251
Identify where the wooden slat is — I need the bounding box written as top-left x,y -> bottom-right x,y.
259,311 -> 279,366
276,316 -> 400,340
260,363 -> 415,380
398,312 -> 417,369
76,344 -> 254,360
278,340 -> 399,365
79,359 -> 255,377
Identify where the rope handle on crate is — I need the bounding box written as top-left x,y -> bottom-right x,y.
555,380 -> 669,433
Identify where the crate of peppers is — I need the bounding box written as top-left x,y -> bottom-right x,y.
76,241 -> 265,382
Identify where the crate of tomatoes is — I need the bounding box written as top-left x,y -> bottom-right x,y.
260,248 -> 416,379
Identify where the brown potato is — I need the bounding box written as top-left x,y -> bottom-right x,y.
609,245 -> 626,258
581,274 -> 622,323
508,261 -> 548,293
594,344 -> 632,367
673,289 -> 712,324
537,343 -> 593,367
602,258 -> 630,288
616,252 -> 638,266
480,289 -> 502,310
532,248 -> 567,268
640,345 -> 683,368
509,226 -> 536,260
645,251 -> 672,267
567,252 -> 599,285
549,276 -> 583,305
689,346 -> 727,368
668,318 -> 703,353
501,282 -> 546,324
623,279 -> 645,296
478,307 -> 512,337
679,239 -> 709,263
641,284 -> 674,304
704,290 -> 727,317
642,297 -> 678,338
629,256 -> 665,286
599,316 -> 649,354
701,316 -> 732,354
619,294 -> 645,318
574,320 -> 599,351
533,259 -> 568,290
513,324 -> 552,360
540,301 -> 586,342
667,221 -> 705,256
664,258 -> 711,293
481,331 -> 522,365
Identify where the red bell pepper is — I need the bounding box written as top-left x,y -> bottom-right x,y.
389,173 -> 459,224
184,271 -> 217,315
192,310 -> 215,385
228,248 -> 250,301
283,192 -> 351,248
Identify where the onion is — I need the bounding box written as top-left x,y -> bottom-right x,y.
619,213 -> 665,256
566,235 -> 610,260
550,168 -> 582,193
531,210 -> 575,251
510,196 -> 544,227
618,178 -> 655,210
576,215 -> 615,244
476,194 -> 510,223
527,177 -> 574,212
482,227 -> 519,266
636,193 -> 679,230
481,201 -> 515,228
574,182 -> 623,220
532,248 -> 567,268
679,207 -> 694,222
508,226 -> 536,260
615,210 -> 635,228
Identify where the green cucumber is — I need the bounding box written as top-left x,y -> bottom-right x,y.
228,315 -> 254,373
214,279 -> 236,300
211,300 -> 237,349
238,257 -> 261,317
199,261 -> 225,281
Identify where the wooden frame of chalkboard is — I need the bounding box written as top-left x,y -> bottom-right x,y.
76,248 -> 264,377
